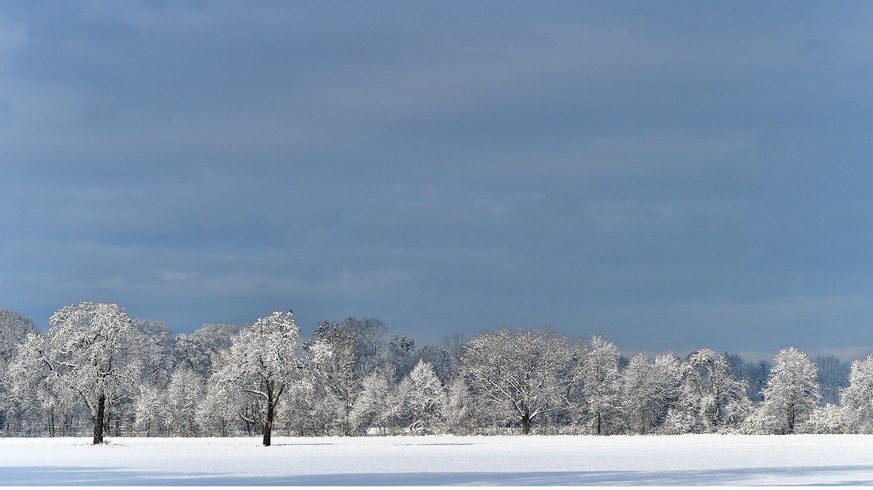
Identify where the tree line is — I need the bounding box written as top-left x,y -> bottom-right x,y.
0,302 -> 867,446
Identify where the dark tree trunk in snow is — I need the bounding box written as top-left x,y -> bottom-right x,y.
263,399 -> 274,447
93,393 -> 106,444
522,412 -> 530,435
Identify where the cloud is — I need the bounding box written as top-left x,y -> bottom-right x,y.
1,2 -> 873,359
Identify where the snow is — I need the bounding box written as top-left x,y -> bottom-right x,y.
1,434 -> 873,485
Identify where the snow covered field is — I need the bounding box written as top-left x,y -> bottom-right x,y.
1,434 -> 873,485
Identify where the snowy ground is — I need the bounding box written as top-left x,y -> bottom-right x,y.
1,434 -> 873,485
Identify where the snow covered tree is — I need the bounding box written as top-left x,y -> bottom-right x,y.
664,349 -> 749,434
197,371 -> 244,437
278,374 -> 321,436
8,331 -> 75,436
133,319 -> 177,389
759,347 -> 820,434
444,376 -> 479,435
166,367 -> 205,436
0,309 -> 37,434
123,319 -> 178,436
620,353 -> 652,434
461,327 -> 573,435
309,320 -> 360,435
174,322 -> 239,379
799,403 -> 854,434
396,360 -> 447,434
341,317 -> 388,376
582,335 -> 623,435
134,386 -> 168,436
350,366 -> 397,435
30,302 -> 143,444
416,344 -> 452,383
210,310 -> 304,446
0,308 -> 36,363
839,352 -> 873,432
621,352 -> 681,434
383,334 -> 417,381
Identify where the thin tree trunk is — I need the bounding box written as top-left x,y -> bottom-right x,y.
48,409 -> 55,437
522,412 -> 530,435
93,393 -> 106,444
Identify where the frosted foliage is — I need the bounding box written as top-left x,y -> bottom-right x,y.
799,404 -> 855,434
622,352 -> 680,434
738,405 -> 782,435
9,303 -> 873,438
175,323 -> 239,378
166,368 -> 205,437
444,377 -> 477,435
134,387 -> 168,437
8,332 -> 76,423
212,312 -> 301,397
134,319 -> 176,387
339,317 -> 387,376
10,302 -> 144,443
461,327 -> 572,434
310,322 -> 359,436
0,310 -> 38,432
839,353 -> 873,431
416,344 -> 453,383
49,303 -> 141,427
383,334 -> 416,380
759,347 -> 821,434
665,349 -> 748,434
583,336 -> 622,435
397,361 -> 447,434
197,374 -> 244,437
209,311 -> 303,445
278,377 -> 319,436
0,309 -> 36,364
350,368 -> 396,435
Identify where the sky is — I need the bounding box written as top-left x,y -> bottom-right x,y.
2,1 -> 873,361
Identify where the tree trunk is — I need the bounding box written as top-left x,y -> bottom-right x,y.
48,409 -> 55,437
263,399 -> 274,446
93,393 -> 106,444
522,412 -> 530,435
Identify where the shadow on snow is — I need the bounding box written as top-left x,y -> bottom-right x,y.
2,465 -> 873,486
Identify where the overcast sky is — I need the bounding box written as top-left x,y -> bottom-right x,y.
2,1 -> 873,360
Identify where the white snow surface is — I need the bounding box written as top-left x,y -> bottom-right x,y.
1,434 -> 872,485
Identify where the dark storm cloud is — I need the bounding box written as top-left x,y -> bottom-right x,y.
2,1 -> 873,359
